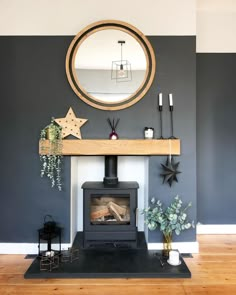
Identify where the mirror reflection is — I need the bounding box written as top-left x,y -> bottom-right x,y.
75,30 -> 147,103
66,20 -> 156,110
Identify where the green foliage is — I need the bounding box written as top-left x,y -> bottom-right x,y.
142,196 -> 194,236
39,118 -> 63,191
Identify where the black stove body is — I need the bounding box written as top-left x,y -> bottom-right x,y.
82,156 -> 139,248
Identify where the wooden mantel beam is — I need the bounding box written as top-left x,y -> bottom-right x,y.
39,139 -> 180,156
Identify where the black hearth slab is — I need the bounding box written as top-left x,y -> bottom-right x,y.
24,249 -> 191,279
24,254 -> 37,259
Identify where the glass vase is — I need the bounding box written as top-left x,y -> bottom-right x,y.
162,232 -> 172,257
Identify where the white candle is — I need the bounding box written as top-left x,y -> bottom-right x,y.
169,250 -> 180,265
159,93 -> 162,106
169,93 -> 173,106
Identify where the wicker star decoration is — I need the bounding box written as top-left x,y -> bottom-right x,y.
54,107 -> 88,139
161,156 -> 181,187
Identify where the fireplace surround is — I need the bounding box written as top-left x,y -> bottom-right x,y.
39,138 -> 181,248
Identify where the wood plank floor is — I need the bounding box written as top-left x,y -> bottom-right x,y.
0,235 -> 236,294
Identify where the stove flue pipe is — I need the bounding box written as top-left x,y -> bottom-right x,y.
103,155 -> 118,185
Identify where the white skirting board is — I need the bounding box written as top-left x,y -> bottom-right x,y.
2,224 -> 236,254
148,241 -> 199,254
0,242 -> 198,254
0,243 -> 71,255
197,224 -> 236,234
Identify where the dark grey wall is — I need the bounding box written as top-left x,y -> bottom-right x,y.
0,37 -> 72,242
148,37 -> 196,242
0,36 -> 196,243
197,53 -> 236,224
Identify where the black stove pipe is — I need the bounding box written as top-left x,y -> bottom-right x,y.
103,155 -> 118,185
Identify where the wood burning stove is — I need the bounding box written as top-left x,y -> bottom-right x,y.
82,181 -> 138,248
82,155 -> 139,248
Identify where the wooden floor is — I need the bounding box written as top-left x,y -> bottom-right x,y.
0,235 -> 236,294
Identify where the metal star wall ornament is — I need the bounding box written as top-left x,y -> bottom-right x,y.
161,156 -> 181,187
54,107 -> 88,139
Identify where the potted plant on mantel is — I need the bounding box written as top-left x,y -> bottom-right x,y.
39,118 -> 63,191
142,195 -> 194,256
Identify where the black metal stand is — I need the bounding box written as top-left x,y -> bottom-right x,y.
38,227 -> 62,257
158,105 -> 164,139
169,106 -> 176,139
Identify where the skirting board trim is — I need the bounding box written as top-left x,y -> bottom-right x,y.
0,243 -> 71,255
0,242 -> 199,254
148,242 -> 199,254
197,224 -> 236,234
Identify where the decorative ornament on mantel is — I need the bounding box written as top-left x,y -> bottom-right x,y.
160,139 -> 181,186
161,156 -> 181,187
55,107 -> 88,139
107,118 -> 120,140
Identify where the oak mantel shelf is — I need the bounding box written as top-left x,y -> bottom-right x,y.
39,139 -> 180,156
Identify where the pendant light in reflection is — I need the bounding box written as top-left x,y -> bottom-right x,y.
111,40 -> 132,82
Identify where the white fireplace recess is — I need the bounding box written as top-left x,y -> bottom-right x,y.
70,156 -> 147,240
70,156 -> 199,254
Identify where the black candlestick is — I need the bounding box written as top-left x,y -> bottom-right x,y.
158,105 -> 164,139
169,105 -> 176,139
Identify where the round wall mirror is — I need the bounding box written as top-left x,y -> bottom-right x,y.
66,20 -> 156,111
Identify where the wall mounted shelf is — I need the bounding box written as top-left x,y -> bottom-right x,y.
39,139 -> 180,156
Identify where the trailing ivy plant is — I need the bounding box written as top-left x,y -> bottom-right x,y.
39,118 -> 63,191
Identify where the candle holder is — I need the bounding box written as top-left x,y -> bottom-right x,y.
169,105 -> 176,139
144,127 -> 154,139
158,105 -> 164,139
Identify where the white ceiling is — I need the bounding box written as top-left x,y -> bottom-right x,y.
1,0 -> 236,52
0,0 -> 196,35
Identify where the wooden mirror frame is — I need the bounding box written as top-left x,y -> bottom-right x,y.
66,20 -> 156,111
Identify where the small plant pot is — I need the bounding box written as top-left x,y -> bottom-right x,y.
46,127 -> 58,141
